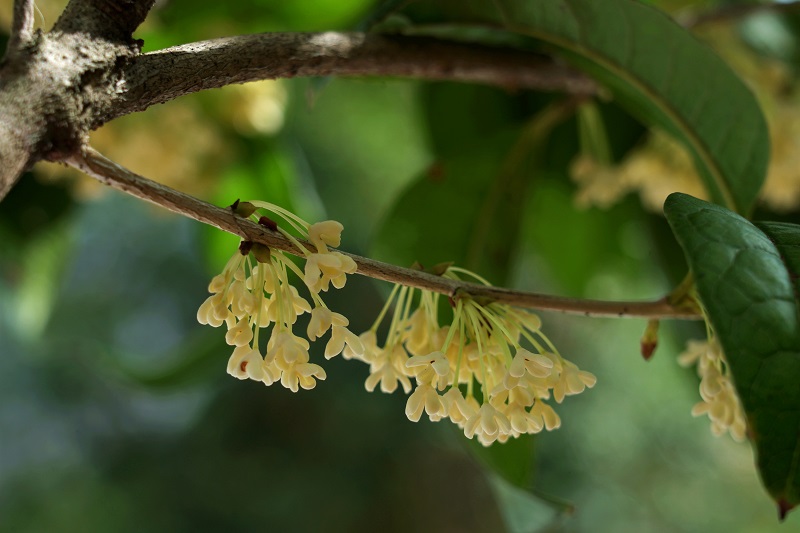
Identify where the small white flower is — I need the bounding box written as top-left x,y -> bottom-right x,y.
405,352 -> 451,383
344,330 -> 378,363
308,220 -> 344,251
464,403 -> 511,442
405,383 -> 446,422
307,307 -> 334,341
227,346 -> 264,380
443,388 -> 477,426
405,309 -> 433,356
281,361 -> 326,392
552,360 -> 597,403
225,318 -> 253,347
304,252 -> 357,293
325,324 -> 363,359
530,400 -> 561,431
504,403 -> 544,435
197,296 -> 224,327
365,360 -> 411,394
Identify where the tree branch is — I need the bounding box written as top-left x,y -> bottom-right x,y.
7,0 -> 35,53
114,32 -> 596,120
54,0 -> 156,42
65,146 -> 701,321
682,0 -> 800,28
0,0 -> 153,202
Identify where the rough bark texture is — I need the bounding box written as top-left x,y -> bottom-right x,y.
8,0 -> 35,51
0,0 -> 153,199
54,0 -> 156,41
116,32 -> 595,119
0,0 -> 594,203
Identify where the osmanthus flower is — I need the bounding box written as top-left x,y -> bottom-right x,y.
678,337 -> 747,442
197,200 -> 363,392
347,265 -> 596,446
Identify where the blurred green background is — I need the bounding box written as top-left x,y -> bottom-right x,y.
3,0 -> 800,531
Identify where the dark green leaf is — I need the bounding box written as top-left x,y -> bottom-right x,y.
401,0 -> 769,214
488,474 -> 562,533
373,129 -> 525,282
664,193 -> 800,512
756,222 -> 800,298
374,97 -> 574,283
469,433 -> 536,488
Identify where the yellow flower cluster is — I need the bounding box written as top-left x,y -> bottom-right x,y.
197,201 -> 362,392
678,338 -> 746,441
344,267 -> 596,446
197,203 -> 596,445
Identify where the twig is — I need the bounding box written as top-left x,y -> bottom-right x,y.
8,0 -> 35,53
682,1 -> 800,28
115,32 -> 596,120
65,146 -> 701,321
54,0 -> 157,41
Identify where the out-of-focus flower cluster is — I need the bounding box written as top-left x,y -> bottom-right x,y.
570,28 -> 800,214
197,201 -> 362,392
344,267 -> 596,446
678,337 -> 746,441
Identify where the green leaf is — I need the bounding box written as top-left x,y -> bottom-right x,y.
664,193 -> 800,515
756,222 -> 800,297
487,474 -> 562,533
469,433 -> 537,488
402,0 -> 769,214
374,96 -> 575,283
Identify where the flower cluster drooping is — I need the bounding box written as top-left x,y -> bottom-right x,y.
197,201 -> 363,392
197,203 -> 596,445
678,337 -> 747,441
343,267 -> 597,446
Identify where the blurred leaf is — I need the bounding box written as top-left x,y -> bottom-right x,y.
469,434 -> 536,488
0,170 -> 74,246
98,330 -> 224,390
422,83 -> 523,158
488,474 -> 563,533
287,79 -> 430,248
357,0 -> 413,31
664,193 -> 800,514
522,175 -> 640,295
375,98 -> 576,283
14,223 -> 72,341
400,0 -> 769,214
373,129 -> 517,279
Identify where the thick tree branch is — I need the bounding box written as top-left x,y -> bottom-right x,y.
115,32 -> 596,119
0,0 -> 153,202
66,146 -> 701,321
54,0 -> 156,42
8,0 -> 35,53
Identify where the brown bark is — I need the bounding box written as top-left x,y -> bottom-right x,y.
0,0 -> 155,200
116,32 -> 595,119
0,0 -> 594,203
67,147 -> 700,320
